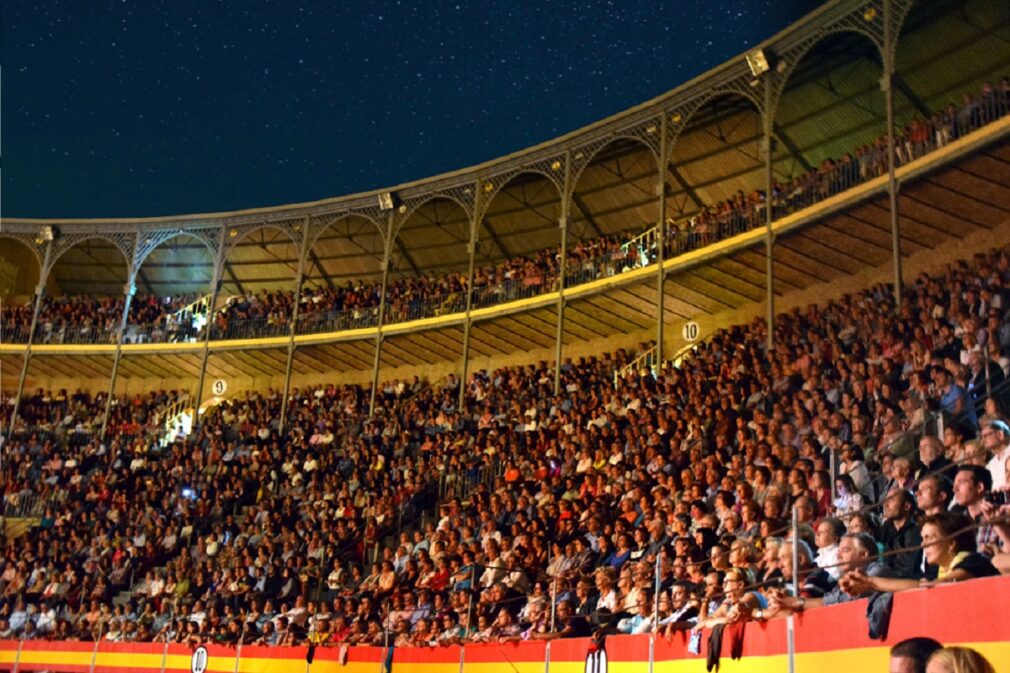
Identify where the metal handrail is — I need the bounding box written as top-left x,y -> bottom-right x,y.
612,343 -> 659,388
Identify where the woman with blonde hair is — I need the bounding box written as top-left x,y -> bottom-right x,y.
926,646 -> 996,673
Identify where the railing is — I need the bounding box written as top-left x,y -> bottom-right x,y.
155,394 -> 193,446
28,323 -> 120,345
0,324 -> 33,344
437,460 -> 503,505
612,343 -> 659,388
174,293 -> 211,323
295,305 -> 380,335
0,425 -> 96,447
390,375 -> 446,413
1,491 -> 46,518
564,238 -> 656,290
383,290 -> 466,324
469,272 -> 556,311
209,315 -> 291,340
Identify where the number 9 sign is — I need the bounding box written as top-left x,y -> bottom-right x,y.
211,379 -> 228,396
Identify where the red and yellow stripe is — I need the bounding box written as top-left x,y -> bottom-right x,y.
1,576 -> 1007,673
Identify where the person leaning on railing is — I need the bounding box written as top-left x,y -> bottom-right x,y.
840,513 -> 1000,595
761,532 -> 890,620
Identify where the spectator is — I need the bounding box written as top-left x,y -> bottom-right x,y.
889,637 -> 942,673
814,518 -> 845,580
880,488 -> 923,579
915,475 -> 952,517
766,532 -> 892,617
846,513 -> 999,593
952,466 -> 998,554
980,420 -> 1010,491
926,646 -> 997,673
915,436 -> 953,485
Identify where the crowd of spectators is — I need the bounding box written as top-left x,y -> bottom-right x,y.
4,80 -> 1006,346
1,293 -> 204,345
671,79 -> 1010,249
1,236 -> 1010,649
212,229 -> 650,339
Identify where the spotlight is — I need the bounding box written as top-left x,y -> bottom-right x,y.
41,225 -> 60,241
746,49 -> 770,77
378,192 -> 401,211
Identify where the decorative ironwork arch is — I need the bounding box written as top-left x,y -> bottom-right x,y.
133,227 -> 220,271
393,191 -> 475,242
888,0 -> 928,65
475,157 -> 566,223
0,233 -> 47,276
46,232 -> 136,281
664,88 -> 766,171
222,221 -> 299,258
771,26 -> 887,121
306,211 -> 386,254
568,125 -> 662,198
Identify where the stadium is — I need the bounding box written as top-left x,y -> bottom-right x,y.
2,0 -> 1010,671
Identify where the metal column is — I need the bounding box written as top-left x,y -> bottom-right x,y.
459,181 -> 481,410
763,75 -> 776,353
656,115 -> 669,362
553,152 -> 572,396
369,213 -> 395,416
7,238 -> 53,445
192,225 -> 228,430
100,235 -> 140,440
279,216 -> 311,433
884,0 -> 902,310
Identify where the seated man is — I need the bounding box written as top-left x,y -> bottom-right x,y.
615,588 -> 654,635
530,599 -> 592,640
659,582 -> 699,634
880,488 -> 923,579
915,475 -> 952,517
775,539 -> 835,601
953,465 -> 1001,555
699,567 -> 765,627
762,532 -> 891,618
889,637 -> 942,673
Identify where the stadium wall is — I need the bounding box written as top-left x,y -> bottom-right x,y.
2,576 -> 1008,673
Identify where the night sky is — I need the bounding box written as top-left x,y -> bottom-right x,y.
3,1 -> 822,219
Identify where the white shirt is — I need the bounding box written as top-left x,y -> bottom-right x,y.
815,543 -> 841,580
986,443 -> 1010,492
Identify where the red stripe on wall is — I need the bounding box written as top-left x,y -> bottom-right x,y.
3,576 -> 1009,671
462,640 -> 547,663
392,643 -> 461,665
793,575 -> 1010,653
